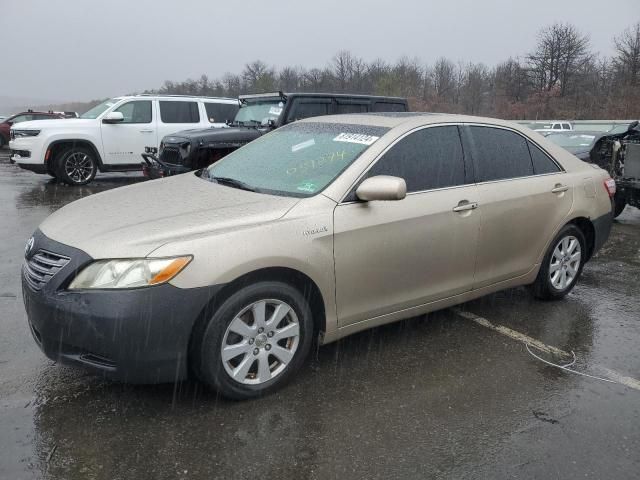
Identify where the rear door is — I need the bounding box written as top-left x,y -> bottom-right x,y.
100,99 -> 156,165
334,125 -> 480,326
158,100 -> 202,139
462,125 -> 572,289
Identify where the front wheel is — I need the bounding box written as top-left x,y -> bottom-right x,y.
531,224 -> 586,300
56,147 -> 97,185
194,281 -> 313,400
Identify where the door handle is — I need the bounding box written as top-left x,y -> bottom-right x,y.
551,184 -> 569,193
139,129 -> 154,133
453,201 -> 479,212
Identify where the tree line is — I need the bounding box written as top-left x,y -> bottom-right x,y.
55,22 -> 640,120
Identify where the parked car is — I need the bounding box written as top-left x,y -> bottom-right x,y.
533,121 -> 573,134
22,113 -> 614,399
9,95 -> 238,185
0,110 -> 66,148
545,131 -> 606,161
142,92 -> 408,178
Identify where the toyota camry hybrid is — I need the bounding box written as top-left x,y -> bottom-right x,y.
22,112 -> 615,399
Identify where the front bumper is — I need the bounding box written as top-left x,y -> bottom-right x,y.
22,229 -> 221,383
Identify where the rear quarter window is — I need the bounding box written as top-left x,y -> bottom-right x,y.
205,103 -> 239,124
528,141 -> 561,174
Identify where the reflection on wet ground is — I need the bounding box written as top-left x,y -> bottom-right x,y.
1,151 -> 639,479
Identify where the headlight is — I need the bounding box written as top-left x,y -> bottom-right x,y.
68,256 -> 192,290
11,129 -> 41,138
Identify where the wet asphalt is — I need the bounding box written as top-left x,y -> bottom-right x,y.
0,149 -> 638,480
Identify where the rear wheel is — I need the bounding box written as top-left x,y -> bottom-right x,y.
56,147 -> 97,186
531,224 -> 586,300
194,281 -> 313,400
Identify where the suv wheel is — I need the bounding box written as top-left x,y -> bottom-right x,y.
194,281 -> 313,400
531,224 -> 586,300
56,147 -> 97,185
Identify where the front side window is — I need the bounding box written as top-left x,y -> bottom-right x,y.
205,102 -> 239,124
159,101 -> 200,123
80,98 -> 120,119
553,124 -> 562,130
287,101 -> 330,121
114,101 -> 152,124
364,126 -> 467,193
467,126 -> 533,182
9,114 -> 32,124
206,122 -> 389,197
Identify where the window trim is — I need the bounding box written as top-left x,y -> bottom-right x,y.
461,123 -> 565,185
338,122 -> 472,204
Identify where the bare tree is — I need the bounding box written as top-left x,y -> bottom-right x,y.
613,22 -> 640,86
527,23 -> 590,96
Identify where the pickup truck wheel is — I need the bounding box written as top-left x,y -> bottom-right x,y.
194,281 -> 313,400
56,147 -> 97,186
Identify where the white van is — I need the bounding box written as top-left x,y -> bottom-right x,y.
9,95 -> 238,185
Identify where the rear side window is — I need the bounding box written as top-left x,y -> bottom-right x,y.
528,141 -> 561,174
373,102 -> 406,112
114,101 -> 152,123
365,126 -> 466,193
467,126 -> 533,182
159,101 -> 200,123
288,102 -> 329,121
563,123 -> 571,130
205,102 -> 239,124
336,103 -> 368,114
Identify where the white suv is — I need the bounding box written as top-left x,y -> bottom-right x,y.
9,95 -> 238,185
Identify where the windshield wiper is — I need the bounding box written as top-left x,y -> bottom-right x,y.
210,176 -> 258,192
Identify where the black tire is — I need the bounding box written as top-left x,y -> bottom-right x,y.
0,135 -> 5,148
531,224 -> 587,300
613,193 -> 626,218
194,281 -> 313,400
55,147 -> 97,185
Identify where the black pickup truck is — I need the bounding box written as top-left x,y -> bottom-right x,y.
142,92 -> 408,178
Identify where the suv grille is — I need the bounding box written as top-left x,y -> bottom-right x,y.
160,146 -> 182,166
23,250 -> 70,291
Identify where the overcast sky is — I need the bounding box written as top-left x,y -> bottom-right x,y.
1,0 -> 637,103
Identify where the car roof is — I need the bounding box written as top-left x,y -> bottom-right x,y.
121,94 -> 237,102
298,112 -> 526,129
239,92 -> 407,102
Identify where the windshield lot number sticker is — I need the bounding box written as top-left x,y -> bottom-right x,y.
333,133 -> 379,145
269,106 -> 283,116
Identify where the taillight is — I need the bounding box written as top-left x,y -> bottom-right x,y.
603,178 -> 616,198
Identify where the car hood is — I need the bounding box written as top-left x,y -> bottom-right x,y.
13,118 -> 95,130
39,173 -> 300,259
163,125 -> 267,145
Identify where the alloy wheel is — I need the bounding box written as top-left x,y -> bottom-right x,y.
221,299 -> 300,385
64,152 -> 94,183
549,235 -> 581,290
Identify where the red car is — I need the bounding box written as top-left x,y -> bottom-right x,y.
0,110 -> 66,147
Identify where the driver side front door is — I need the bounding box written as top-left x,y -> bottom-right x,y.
101,100 -> 157,166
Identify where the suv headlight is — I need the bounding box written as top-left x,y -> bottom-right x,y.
11,129 -> 41,138
68,256 -> 192,290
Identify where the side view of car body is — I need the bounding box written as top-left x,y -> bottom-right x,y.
22,113 -> 614,399
8,95 -> 238,185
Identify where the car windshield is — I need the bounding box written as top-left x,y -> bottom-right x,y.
206,122 -> 389,197
547,133 -> 596,148
80,98 -> 120,119
234,99 -> 284,125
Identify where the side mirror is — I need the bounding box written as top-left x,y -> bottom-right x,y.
102,111 -> 124,124
628,120 -> 639,132
356,175 -> 407,202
